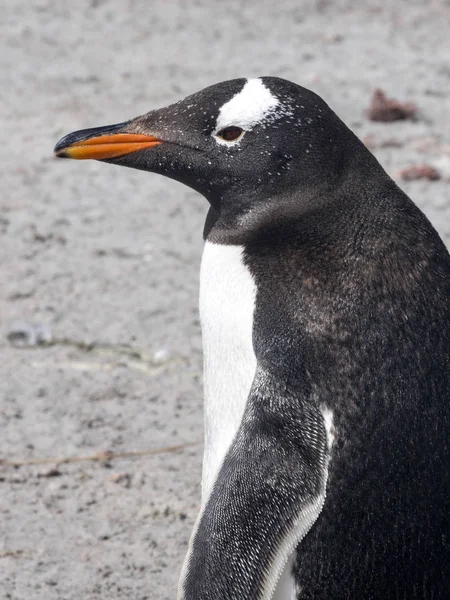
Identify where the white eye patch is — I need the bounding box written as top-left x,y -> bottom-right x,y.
213,78 -> 280,145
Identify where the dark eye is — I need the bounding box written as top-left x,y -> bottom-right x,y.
216,126 -> 244,142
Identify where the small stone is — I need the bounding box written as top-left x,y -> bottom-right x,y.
38,467 -> 62,478
110,472 -> 131,487
7,321 -> 37,347
152,348 -> 172,364
400,164 -> 441,181
6,321 -> 52,347
367,89 -> 417,122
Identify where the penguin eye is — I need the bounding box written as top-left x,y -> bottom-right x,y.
216,126 -> 244,142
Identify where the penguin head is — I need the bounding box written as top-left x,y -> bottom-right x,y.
55,77 -> 368,236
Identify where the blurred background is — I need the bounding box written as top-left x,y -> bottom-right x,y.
1,1 -> 449,598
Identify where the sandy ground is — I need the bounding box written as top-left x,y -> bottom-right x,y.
1,1 -> 449,598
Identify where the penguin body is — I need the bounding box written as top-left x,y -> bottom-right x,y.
55,77 -> 450,599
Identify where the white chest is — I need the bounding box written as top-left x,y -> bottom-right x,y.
199,241 -> 257,501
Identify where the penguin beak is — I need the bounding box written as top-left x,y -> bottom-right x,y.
54,121 -> 162,160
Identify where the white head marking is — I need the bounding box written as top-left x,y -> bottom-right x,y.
213,78 -> 280,146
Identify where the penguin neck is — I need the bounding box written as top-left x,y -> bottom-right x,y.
202,148 -> 390,247
202,185 -> 377,249
202,188 -> 334,246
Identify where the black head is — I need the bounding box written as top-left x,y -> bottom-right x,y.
54,77 -> 383,241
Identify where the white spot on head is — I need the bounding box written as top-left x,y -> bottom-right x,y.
213,78 -> 280,146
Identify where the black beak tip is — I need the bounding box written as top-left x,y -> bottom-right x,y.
54,149 -> 70,158
53,120 -> 130,157
53,134 -> 74,157
53,133 -> 75,157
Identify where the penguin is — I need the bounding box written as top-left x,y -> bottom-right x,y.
54,77 -> 450,599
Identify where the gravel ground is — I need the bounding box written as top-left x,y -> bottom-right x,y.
1,1 -> 449,598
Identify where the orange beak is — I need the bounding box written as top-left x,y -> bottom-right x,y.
54,124 -> 162,160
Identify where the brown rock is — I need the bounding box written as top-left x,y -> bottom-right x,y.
400,164 -> 441,181
367,89 -> 417,122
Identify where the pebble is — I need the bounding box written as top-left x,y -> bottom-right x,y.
7,321 -> 53,347
152,348 -> 172,364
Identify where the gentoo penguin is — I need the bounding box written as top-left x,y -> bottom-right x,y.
54,77 -> 450,599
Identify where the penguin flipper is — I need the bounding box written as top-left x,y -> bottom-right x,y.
178,368 -> 329,600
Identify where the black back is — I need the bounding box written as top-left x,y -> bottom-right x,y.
241,178 -> 450,597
